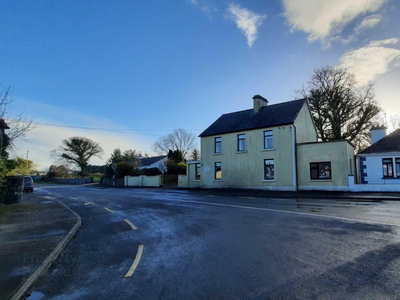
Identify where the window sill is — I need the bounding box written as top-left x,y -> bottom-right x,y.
382,177 -> 398,179
213,153 -> 223,156
310,179 -> 332,182
193,179 -> 201,182
261,179 -> 276,182
213,179 -> 223,182
236,151 -> 247,154
262,148 -> 275,152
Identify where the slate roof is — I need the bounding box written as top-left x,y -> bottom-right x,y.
359,129 -> 400,154
139,156 -> 167,166
199,99 -> 306,137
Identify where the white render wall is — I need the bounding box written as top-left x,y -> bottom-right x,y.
362,155 -> 400,184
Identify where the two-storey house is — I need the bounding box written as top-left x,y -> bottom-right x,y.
179,95 -> 355,191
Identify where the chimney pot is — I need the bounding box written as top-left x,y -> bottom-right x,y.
371,126 -> 387,144
253,95 -> 268,112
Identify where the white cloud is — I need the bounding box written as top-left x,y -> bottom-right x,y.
282,0 -> 387,44
188,0 -> 218,18
355,14 -> 382,33
340,38 -> 400,85
225,3 -> 266,47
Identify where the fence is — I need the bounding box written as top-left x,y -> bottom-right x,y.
124,175 -> 163,187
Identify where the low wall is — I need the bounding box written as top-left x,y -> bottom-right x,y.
101,178 -> 124,187
55,178 -> 92,185
124,175 -> 162,187
178,175 -> 188,188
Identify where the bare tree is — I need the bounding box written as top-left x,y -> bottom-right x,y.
0,86 -> 34,151
389,115 -> 400,133
52,137 -> 104,175
298,66 -> 381,151
190,148 -> 200,161
153,128 -> 196,159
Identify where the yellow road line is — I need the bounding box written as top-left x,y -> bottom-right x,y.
124,219 -> 137,230
104,207 -> 114,213
124,245 -> 144,277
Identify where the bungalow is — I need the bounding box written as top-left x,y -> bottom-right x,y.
357,127 -> 400,185
179,95 -> 355,191
138,156 -> 168,173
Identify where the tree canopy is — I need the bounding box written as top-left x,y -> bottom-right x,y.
153,128 -> 196,159
52,137 -> 104,175
299,66 -> 381,150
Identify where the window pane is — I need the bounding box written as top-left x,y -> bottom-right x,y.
266,136 -> 273,149
238,134 -> 245,139
238,139 -> 245,151
311,168 -> 318,179
318,162 -> 331,179
383,158 -> 392,163
264,160 -> 274,180
215,138 -> 221,153
196,164 -> 201,180
396,163 -> 400,176
215,162 -> 221,179
383,164 -> 388,177
388,164 -> 393,177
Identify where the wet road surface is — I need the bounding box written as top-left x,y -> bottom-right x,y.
26,186 -> 400,299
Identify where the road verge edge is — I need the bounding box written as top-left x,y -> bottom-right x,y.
10,201 -> 82,300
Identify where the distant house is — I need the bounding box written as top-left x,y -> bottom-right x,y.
139,156 -> 168,173
179,95 -> 355,191
357,127 -> 400,184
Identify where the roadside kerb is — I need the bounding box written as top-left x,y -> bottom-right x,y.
10,201 -> 82,300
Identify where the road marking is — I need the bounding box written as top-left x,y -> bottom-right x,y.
238,196 -> 255,199
125,245 -> 144,277
145,196 -> 400,228
104,207 -> 114,213
124,219 -> 137,230
84,201 -> 95,205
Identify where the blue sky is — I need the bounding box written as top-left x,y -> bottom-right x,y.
1,0 -> 399,169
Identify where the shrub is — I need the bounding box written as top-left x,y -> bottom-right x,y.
166,160 -> 186,175
141,167 -> 161,176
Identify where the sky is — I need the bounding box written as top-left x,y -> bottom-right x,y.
0,0 -> 399,170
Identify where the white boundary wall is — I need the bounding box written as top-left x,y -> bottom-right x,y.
348,175 -> 400,192
124,175 -> 163,187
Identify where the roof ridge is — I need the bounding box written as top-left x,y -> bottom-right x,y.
221,98 -> 306,116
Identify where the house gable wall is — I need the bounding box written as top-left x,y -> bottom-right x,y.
294,102 -> 318,144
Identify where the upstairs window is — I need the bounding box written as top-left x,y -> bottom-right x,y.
397,158 -> 400,177
215,137 -> 221,153
310,162 -> 332,180
264,159 -> 275,180
383,158 -> 393,177
195,163 -> 201,180
237,134 -> 245,152
264,130 -> 273,149
215,162 -> 222,180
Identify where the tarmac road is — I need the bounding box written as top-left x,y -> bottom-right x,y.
26,185 -> 400,299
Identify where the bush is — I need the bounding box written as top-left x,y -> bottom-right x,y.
141,167 -> 161,176
166,160 -> 186,175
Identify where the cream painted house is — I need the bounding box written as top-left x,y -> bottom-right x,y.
179,95 -> 355,191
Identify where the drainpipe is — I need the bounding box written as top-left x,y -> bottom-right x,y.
292,125 -> 298,191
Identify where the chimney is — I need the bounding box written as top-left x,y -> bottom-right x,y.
371,126 -> 387,144
253,95 -> 268,112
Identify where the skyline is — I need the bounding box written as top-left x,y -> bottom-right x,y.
1,0 -> 399,170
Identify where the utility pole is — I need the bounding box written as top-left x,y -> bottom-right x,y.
26,151 -> 29,173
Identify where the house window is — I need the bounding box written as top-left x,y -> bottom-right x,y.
264,130 -> 273,149
195,163 -> 201,180
215,137 -> 221,153
237,134 -> 245,152
264,159 -> 275,180
215,162 -> 221,180
310,162 -> 332,180
397,158 -> 400,177
383,158 -> 393,177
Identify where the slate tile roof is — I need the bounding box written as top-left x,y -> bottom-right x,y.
359,129 -> 400,154
139,156 -> 167,167
199,99 -> 306,137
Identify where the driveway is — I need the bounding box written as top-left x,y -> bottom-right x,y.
26,186 -> 400,299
